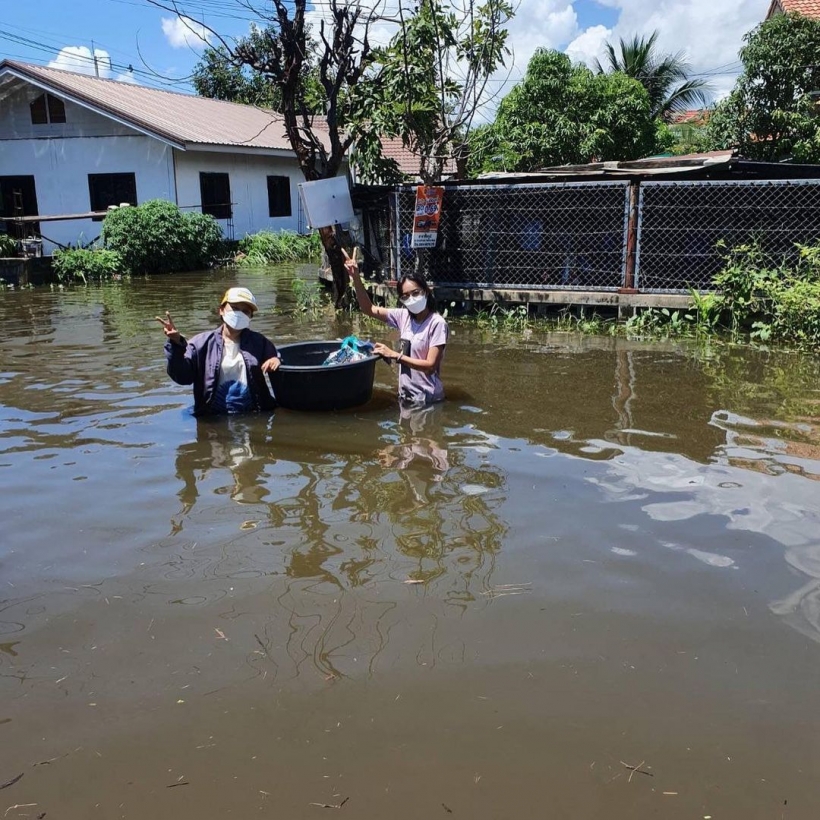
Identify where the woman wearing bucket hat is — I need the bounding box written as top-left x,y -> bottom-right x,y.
156,287 -> 281,415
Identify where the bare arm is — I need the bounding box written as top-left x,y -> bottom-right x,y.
343,247 -> 390,322
373,342 -> 445,375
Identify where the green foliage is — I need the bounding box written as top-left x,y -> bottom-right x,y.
101,200 -> 223,275
468,50 -> 658,174
353,0 -> 513,183
192,26 -> 325,113
236,231 -> 322,265
52,247 -> 124,282
0,235 -> 17,257
712,242 -> 776,323
595,31 -> 710,121
704,13 -> 820,161
707,238 -> 820,349
291,277 -> 326,315
689,288 -> 721,333
473,303 -> 530,332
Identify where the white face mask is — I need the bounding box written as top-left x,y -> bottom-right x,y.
223,305 -> 251,331
402,294 -> 427,315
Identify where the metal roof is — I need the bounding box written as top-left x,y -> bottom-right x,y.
0,59 -> 330,153
475,151 -> 820,183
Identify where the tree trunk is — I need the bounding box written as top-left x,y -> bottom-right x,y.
319,225 -> 348,307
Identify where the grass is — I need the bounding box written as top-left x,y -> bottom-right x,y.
236,231 -> 322,266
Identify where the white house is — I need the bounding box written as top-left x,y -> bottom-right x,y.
0,60 -> 330,254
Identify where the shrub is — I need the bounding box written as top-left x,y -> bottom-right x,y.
52,247 -> 124,282
237,230 -> 322,265
0,235 -> 17,257
101,200 -> 223,274
712,238 -> 820,349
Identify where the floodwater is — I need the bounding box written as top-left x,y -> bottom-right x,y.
2,268 -> 820,820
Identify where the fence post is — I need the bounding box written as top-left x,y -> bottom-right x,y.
620,180 -> 640,293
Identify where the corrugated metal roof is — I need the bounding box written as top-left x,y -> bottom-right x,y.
478,151 -> 736,181
0,59 -> 329,152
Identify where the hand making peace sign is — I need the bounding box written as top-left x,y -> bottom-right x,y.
155,311 -> 182,345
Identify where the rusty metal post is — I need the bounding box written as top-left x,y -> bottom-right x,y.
620,180 -> 640,293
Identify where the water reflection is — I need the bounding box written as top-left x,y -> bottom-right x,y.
161,406 -> 508,681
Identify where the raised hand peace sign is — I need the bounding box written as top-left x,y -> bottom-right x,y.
155,311 -> 182,345
342,246 -> 361,280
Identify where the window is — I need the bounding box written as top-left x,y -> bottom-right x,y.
199,172 -> 232,219
30,93 -> 66,125
0,176 -> 39,239
267,175 -> 292,218
88,173 -> 138,220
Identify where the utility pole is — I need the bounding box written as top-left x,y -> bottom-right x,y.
91,41 -> 100,77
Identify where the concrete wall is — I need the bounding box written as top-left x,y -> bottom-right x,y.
0,81 -> 316,254
173,149 -> 306,238
0,89 -> 175,253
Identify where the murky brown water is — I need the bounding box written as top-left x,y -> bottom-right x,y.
2,267 -> 820,819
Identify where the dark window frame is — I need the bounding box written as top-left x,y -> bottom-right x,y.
0,175 -> 40,239
199,172 -> 232,220
266,175 -> 292,218
88,173 -> 138,221
30,93 -> 66,125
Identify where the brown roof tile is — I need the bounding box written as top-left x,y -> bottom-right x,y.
0,60 -> 329,151
379,136 -> 457,179
769,0 -> 820,17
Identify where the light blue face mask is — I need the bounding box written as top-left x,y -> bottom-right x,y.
223,305 -> 251,330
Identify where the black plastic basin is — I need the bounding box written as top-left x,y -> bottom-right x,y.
269,340 -> 379,411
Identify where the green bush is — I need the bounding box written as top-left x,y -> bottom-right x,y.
52,247 -> 124,282
712,238 -> 820,349
0,235 -> 17,257
237,230 -> 322,265
101,200 -> 223,274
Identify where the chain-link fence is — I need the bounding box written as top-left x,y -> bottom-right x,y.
386,182 -> 631,290
637,179 -> 820,293
356,177 -> 820,294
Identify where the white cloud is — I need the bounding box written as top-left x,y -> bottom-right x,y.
161,16 -> 211,50
47,46 -> 140,84
505,1 -> 579,80
48,46 -> 113,78
562,0 -> 765,104
565,24 -> 612,68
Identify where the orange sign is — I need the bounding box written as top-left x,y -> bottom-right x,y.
411,186 -> 444,249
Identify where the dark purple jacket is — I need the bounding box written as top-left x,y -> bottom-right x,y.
165,327 -> 278,415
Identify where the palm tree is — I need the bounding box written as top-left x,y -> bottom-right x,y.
595,31 -> 711,121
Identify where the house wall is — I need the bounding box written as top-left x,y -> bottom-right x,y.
173,149 -> 307,238
0,88 -> 175,253
0,79 -> 328,256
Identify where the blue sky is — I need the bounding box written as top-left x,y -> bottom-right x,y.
0,1 -> 770,101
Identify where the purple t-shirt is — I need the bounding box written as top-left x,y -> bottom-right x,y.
385,308 -> 449,404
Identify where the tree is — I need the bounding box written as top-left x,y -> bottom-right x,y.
595,31 -> 710,121
192,44 -> 281,108
192,25 -> 326,114
469,49 -> 658,174
149,0 -> 383,304
354,0 -> 513,185
704,13 -> 820,162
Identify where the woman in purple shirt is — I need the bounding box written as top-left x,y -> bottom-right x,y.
345,249 -> 449,406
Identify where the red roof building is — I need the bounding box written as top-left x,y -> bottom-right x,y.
766,0 -> 820,19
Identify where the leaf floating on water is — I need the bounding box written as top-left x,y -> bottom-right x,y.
214,628 -> 228,641
482,583 -> 532,599
240,520 -> 258,530
0,773 -> 23,791
308,797 -> 348,809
